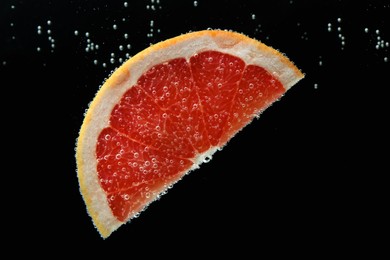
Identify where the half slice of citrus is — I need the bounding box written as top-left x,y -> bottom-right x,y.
76,29 -> 304,238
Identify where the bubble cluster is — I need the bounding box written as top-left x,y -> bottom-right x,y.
327,17 -> 345,50
364,27 -> 389,62
146,0 -> 162,38
35,19 -> 56,53
73,25 -> 133,68
146,0 -> 162,11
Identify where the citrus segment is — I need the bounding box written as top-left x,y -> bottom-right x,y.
219,64 -> 285,144
97,127 -> 192,222
76,29 -> 304,238
191,51 -> 246,146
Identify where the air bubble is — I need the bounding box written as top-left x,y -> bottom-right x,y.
134,152 -> 139,158
203,156 -> 212,163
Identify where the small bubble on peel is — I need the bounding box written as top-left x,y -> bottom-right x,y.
203,155 -> 212,163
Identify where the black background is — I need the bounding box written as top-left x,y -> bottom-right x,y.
1,0 -> 388,256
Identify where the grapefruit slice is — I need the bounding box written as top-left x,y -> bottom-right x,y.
76,29 -> 304,238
